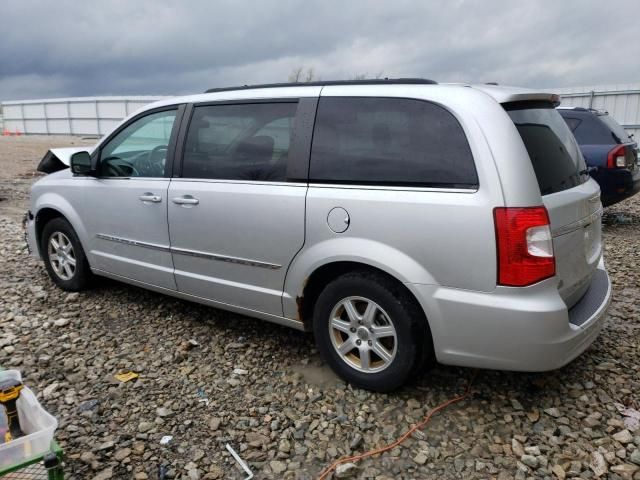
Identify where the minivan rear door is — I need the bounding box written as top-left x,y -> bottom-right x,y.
506,103 -> 602,308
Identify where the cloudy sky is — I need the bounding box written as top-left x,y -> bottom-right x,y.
1,0 -> 638,101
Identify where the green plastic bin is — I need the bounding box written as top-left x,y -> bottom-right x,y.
0,441 -> 63,479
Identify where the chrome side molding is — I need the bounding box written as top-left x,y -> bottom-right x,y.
96,234 -> 281,270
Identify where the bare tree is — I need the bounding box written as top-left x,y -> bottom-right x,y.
288,66 -> 304,83
288,66 -> 317,83
350,71 -> 385,80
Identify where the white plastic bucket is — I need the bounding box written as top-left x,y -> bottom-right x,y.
0,370 -> 58,468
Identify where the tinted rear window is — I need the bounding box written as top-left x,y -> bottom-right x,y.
560,111 -> 626,145
506,102 -> 587,195
309,97 -> 478,188
599,115 -> 631,143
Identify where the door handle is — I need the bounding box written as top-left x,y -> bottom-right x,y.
139,193 -> 162,203
172,195 -> 199,206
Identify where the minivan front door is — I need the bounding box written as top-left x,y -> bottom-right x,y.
168,100 -> 311,316
79,107 -> 181,290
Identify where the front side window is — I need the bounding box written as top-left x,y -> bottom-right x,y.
309,97 -> 478,188
99,110 -> 177,177
182,102 -> 297,181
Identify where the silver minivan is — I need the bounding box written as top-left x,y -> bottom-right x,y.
25,79 -> 611,391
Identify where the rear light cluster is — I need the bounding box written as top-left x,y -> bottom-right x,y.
607,145 -> 627,168
494,207 -> 555,287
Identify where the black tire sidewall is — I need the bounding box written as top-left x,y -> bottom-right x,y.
41,218 -> 91,291
313,273 -> 421,392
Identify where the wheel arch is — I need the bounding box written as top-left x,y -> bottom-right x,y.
292,260 -> 431,336
33,194 -> 89,256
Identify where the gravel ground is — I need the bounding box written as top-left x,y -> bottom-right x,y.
1,136 -> 639,480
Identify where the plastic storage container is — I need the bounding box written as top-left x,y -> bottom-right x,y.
0,370 -> 58,470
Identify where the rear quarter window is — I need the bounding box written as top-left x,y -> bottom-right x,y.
309,97 -> 478,188
506,102 -> 588,195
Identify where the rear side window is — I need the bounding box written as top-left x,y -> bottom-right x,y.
506,102 -> 587,195
309,97 -> 478,188
182,102 -> 297,181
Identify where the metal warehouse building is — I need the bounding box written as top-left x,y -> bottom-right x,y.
1,83 -> 639,139
1,96 -> 166,136
552,83 -> 640,140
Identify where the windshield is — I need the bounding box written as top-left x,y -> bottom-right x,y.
505,102 -> 588,195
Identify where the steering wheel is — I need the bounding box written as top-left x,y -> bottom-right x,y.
102,156 -> 139,177
149,145 -> 168,164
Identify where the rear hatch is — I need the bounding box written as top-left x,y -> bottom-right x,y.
505,102 -> 602,307
598,114 -> 639,168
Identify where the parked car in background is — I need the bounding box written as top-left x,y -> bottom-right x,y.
25,80 -> 611,391
558,107 -> 639,206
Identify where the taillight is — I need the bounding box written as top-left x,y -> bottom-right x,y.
494,207 -> 555,287
607,145 -> 627,168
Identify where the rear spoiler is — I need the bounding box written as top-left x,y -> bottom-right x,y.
471,85 -> 561,107
37,147 -> 94,174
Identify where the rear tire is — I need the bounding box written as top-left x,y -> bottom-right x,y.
41,218 -> 92,291
313,271 -> 431,392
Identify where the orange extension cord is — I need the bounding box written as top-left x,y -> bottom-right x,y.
317,373 -> 476,480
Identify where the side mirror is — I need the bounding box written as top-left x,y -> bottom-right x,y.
70,151 -> 93,175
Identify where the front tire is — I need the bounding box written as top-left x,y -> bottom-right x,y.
41,217 -> 92,291
313,271 -> 430,392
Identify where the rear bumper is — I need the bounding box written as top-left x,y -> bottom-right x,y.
595,167 -> 640,206
407,259 -> 611,372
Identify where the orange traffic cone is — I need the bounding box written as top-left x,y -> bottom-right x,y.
14,128 -> 21,136
2,128 -> 10,136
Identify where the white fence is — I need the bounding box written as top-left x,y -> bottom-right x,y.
1,96 -> 167,136
553,83 -> 640,140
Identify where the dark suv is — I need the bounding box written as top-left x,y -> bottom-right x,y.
558,107 -> 639,206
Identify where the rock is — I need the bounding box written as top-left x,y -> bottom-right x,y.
279,438 -> 291,453
525,446 -> 541,456
349,433 -> 363,450
187,468 -> 200,480
413,452 -> 428,465
65,292 -> 80,302
53,318 -> 70,327
208,417 -> 221,431
80,451 -> 96,464
512,438 -> 525,457
551,464 -> 566,480
613,429 -> 634,444
544,407 -> 561,418
630,450 -> 640,466
511,399 -> 524,410
521,455 -> 538,469
335,462 -> 359,478
610,463 -> 639,476
233,368 -> 248,375
156,407 -> 172,417
138,421 -> 154,433
94,468 -> 113,480
113,447 -> 131,462
270,460 -> 287,474
245,432 -> 269,447
589,451 -> 607,477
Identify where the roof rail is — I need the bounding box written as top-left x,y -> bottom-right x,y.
204,78 -> 437,93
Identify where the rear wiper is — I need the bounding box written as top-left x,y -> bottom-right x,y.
579,166 -> 598,175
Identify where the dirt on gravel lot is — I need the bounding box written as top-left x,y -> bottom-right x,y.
1,135 -> 639,480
